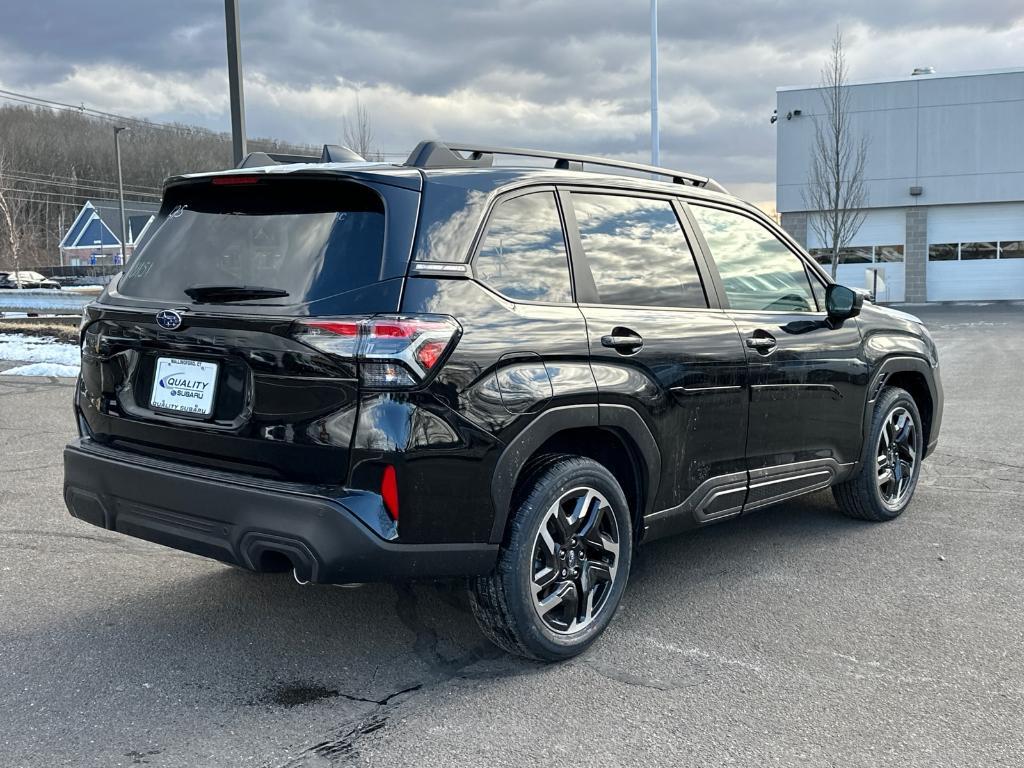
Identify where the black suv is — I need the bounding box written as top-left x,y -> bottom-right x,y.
64,141 -> 942,660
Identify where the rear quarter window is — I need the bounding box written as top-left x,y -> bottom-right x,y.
473,191 -> 572,303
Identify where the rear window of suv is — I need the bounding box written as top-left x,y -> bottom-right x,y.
118,178 -> 386,305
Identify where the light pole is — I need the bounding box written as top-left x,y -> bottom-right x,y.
650,0 -> 660,167
114,126 -> 129,263
224,0 -> 247,166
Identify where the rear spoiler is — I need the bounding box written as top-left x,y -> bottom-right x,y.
237,144 -> 365,168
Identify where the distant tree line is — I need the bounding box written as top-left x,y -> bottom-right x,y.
0,104 -> 315,268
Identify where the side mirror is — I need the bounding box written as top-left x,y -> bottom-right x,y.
825,283 -> 863,320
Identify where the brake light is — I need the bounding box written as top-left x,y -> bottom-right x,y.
292,314 -> 460,388
381,465 -> 399,520
211,175 -> 261,185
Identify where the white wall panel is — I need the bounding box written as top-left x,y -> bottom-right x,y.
926,203 -> 1024,244
806,208 -> 906,249
928,260 -> 1024,301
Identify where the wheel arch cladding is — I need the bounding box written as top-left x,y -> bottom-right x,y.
867,357 -> 937,450
884,371 -> 934,447
488,405 -> 660,544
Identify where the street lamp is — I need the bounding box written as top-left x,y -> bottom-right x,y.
224,0 -> 248,166
113,126 -> 128,263
650,0 -> 659,167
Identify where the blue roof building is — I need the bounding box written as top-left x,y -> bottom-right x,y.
59,199 -> 159,265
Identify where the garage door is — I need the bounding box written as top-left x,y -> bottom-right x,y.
927,203 -> 1024,301
807,208 -> 906,302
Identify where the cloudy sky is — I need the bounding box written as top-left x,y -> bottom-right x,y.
1,1 -> 1022,206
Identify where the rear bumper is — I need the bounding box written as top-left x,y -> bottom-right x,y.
62,438 -> 497,583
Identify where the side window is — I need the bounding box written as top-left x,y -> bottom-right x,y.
474,192 -> 572,303
806,267 -> 827,311
571,193 -> 707,308
689,205 -> 817,313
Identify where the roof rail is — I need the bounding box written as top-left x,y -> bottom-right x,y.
236,144 -> 365,169
403,140 -> 727,194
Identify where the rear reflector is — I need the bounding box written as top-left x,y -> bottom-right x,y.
291,314 -> 460,389
415,340 -> 447,370
381,465 -> 399,521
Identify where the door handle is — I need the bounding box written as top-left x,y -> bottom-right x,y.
601,328 -> 644,354
746,334 -> 777,353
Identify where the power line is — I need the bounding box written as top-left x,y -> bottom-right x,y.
3,174 -> 161,198
1,183 -> 156,204
9,167 -> 162,192
0,194 -> 80,207
0,87 -> 322,152
0,88 -> 406,159
0,187 -> 159,210
0,88 -> 214,136
2,173 -> 162,199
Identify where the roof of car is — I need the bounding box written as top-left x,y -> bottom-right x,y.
167,140 -> 731,202
167,162 -> 735,206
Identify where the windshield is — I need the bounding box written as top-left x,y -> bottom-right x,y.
117,178 -> 386,305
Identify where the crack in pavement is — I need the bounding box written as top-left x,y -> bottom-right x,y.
262,586 -> 505,767
268,684 -> 424,768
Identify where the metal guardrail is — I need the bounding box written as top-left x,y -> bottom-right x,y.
0,314 -> 80,327
0,290 -> 91,315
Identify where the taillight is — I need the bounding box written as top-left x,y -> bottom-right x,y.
292,314 -> 460,388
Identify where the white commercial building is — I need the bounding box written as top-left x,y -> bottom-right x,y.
776,67 -> 1024,303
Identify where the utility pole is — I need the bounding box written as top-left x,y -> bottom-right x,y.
224,0 -> 247,166
650,0 -> 660,167
114,127 -> 129,263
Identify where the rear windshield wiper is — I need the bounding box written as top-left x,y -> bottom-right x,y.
184,284 -> 290,303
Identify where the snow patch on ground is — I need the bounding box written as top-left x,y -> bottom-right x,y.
1,362 -> 81,377
0,333 -> 81,370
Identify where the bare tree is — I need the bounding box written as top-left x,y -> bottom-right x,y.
342,96 -> 381,160
803,29 -> 869,279
0,103 -> 316,267
0,150 -> 35,287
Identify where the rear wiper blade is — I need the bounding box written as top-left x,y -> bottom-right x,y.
184,284 -> 289,303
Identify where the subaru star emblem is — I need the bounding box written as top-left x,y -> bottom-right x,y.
156,309 -> 183,330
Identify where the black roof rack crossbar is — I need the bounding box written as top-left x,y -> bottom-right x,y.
404,140 -> 727,194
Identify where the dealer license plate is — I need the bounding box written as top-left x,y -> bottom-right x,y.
150,357 -> 219,416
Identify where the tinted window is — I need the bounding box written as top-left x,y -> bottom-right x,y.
807,269 -> 826,310
119,179 -> 385,305
474,192 -> 572,303
1001,241 -> 1024,259
876,245 -> 904,262
928,243 -> 958,261
837,247 -> 872,264
960,242 -> 997,260
808,249 -> 831,266
571,194 -> 706,308
690,205 -> 816,312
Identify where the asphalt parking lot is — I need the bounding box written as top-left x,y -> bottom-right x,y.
1,303 -> 1022,767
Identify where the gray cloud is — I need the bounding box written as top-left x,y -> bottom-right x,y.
1,1 -> 1022,204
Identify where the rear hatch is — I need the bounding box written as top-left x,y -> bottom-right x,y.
78,173 -> 415,483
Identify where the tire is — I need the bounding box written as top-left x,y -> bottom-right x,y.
469,455 -> 633,661
833,386 -> 924,521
